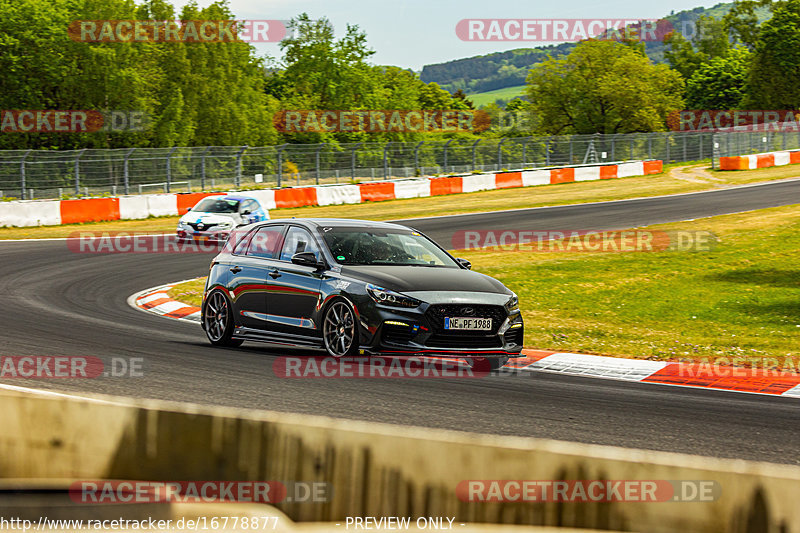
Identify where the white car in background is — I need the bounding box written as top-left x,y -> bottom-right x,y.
177,195 -> 270,244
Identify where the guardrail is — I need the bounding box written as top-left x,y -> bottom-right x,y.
0,132 -> 712,200
1,388 -> 798,532
0,160 -> 662,228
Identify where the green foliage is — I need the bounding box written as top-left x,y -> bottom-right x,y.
526,41 -> 684,134
686,47 -> 751,108
0,0 -> 277,149
745,0 -> 800,108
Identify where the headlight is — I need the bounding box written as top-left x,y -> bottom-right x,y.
505,292 -> 519,312
178,221 -> 189,228
366,284 -> 421,308
217,222 -> 232,229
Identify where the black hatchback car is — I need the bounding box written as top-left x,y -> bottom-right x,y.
201,219 -> 523,368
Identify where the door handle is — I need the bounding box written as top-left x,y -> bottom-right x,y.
229,266 -> 242,274
269,270 -> 281,279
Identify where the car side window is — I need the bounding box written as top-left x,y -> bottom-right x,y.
241,199 -> 258,213
279,227 -> 320,262
230,228 -> 256,255
246,225 -> 285,258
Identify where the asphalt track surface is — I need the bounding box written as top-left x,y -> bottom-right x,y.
1,179 -> 799,465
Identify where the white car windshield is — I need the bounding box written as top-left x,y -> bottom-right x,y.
193,198 -> 240,213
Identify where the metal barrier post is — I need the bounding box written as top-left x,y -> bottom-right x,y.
413,141 -> 424,176
315,144 -> 324,184
200,146 -> 211,191
123,148 -> 135,195
74,149 -> 86,196
351,143 -> 362,181
235,145 -> 247,188
471,139 -> 481,171
20,150 -> 31,199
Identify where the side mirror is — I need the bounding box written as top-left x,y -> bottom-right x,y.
291,251 -> 325,269
186,207 -> 192,212
456,258 -> 472,270
241,209 -> 251,215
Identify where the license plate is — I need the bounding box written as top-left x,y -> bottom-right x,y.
444,317 -> 492,330
193,235 -> 210,242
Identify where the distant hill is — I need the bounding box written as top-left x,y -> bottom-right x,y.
421,2 -> 771,98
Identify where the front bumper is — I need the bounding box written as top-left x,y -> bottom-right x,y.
177,229 -> 231,243
358,301 -> 524,359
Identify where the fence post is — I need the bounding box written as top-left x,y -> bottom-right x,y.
383,143 -> 391,180
471,139 -> 481,171
74,149 -> 86,196
497,138 -> 507,170
413,141 -> 424,177
666,132 -> 671,162
351,143 -> 362,181
200,146 -> 211,191
443,139 -> 452,171
20,150 -> 31,199
235,145 -> 247,188
648,135 -> 652,159
545,138 -> 551,166
315,144 -> 324,184
165,146 -> 178,193
276,144 -> 287,187
123,148 -> 135,195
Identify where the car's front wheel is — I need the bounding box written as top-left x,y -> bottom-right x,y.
322,299 -> 359,357
203,289 -> 243,347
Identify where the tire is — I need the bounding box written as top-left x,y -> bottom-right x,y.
322,299 -> 359,357
203,289 -> 243,347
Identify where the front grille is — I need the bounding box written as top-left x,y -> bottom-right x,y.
425,333 -> 502,349
382,324 -> 416,345
189,222 -> 218,231
426,304 -> 507,335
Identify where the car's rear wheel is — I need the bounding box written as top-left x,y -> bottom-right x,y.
322,299 -> 359,357
203,290 -> 243,347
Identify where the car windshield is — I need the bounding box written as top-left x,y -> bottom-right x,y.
321,227 -> 458,267
193,197 -> 239,213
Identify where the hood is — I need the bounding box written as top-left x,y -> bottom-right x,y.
340,265 -> 510,294
179,212 -> 240,225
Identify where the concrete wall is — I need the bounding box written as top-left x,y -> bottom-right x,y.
0,389 -> 794,532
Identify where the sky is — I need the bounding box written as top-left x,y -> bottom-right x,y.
175,0 -> 725,71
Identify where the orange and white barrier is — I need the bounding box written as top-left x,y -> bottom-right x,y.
0,160 -> 662,227
719,149 -> 800,170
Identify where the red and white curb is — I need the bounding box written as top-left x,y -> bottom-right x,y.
128,282 -> 202,324
512,351 -> 800,398
130,283 -> 800,398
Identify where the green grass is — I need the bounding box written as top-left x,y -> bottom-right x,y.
167,278 -> 205,308
469,85 -> 527,108
169,204 -> 800,363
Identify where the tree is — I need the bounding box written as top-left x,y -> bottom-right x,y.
745,0 -> 800,107
526,40 -> 684,134
685,47 -> 751,109
664,15 -> 732,80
